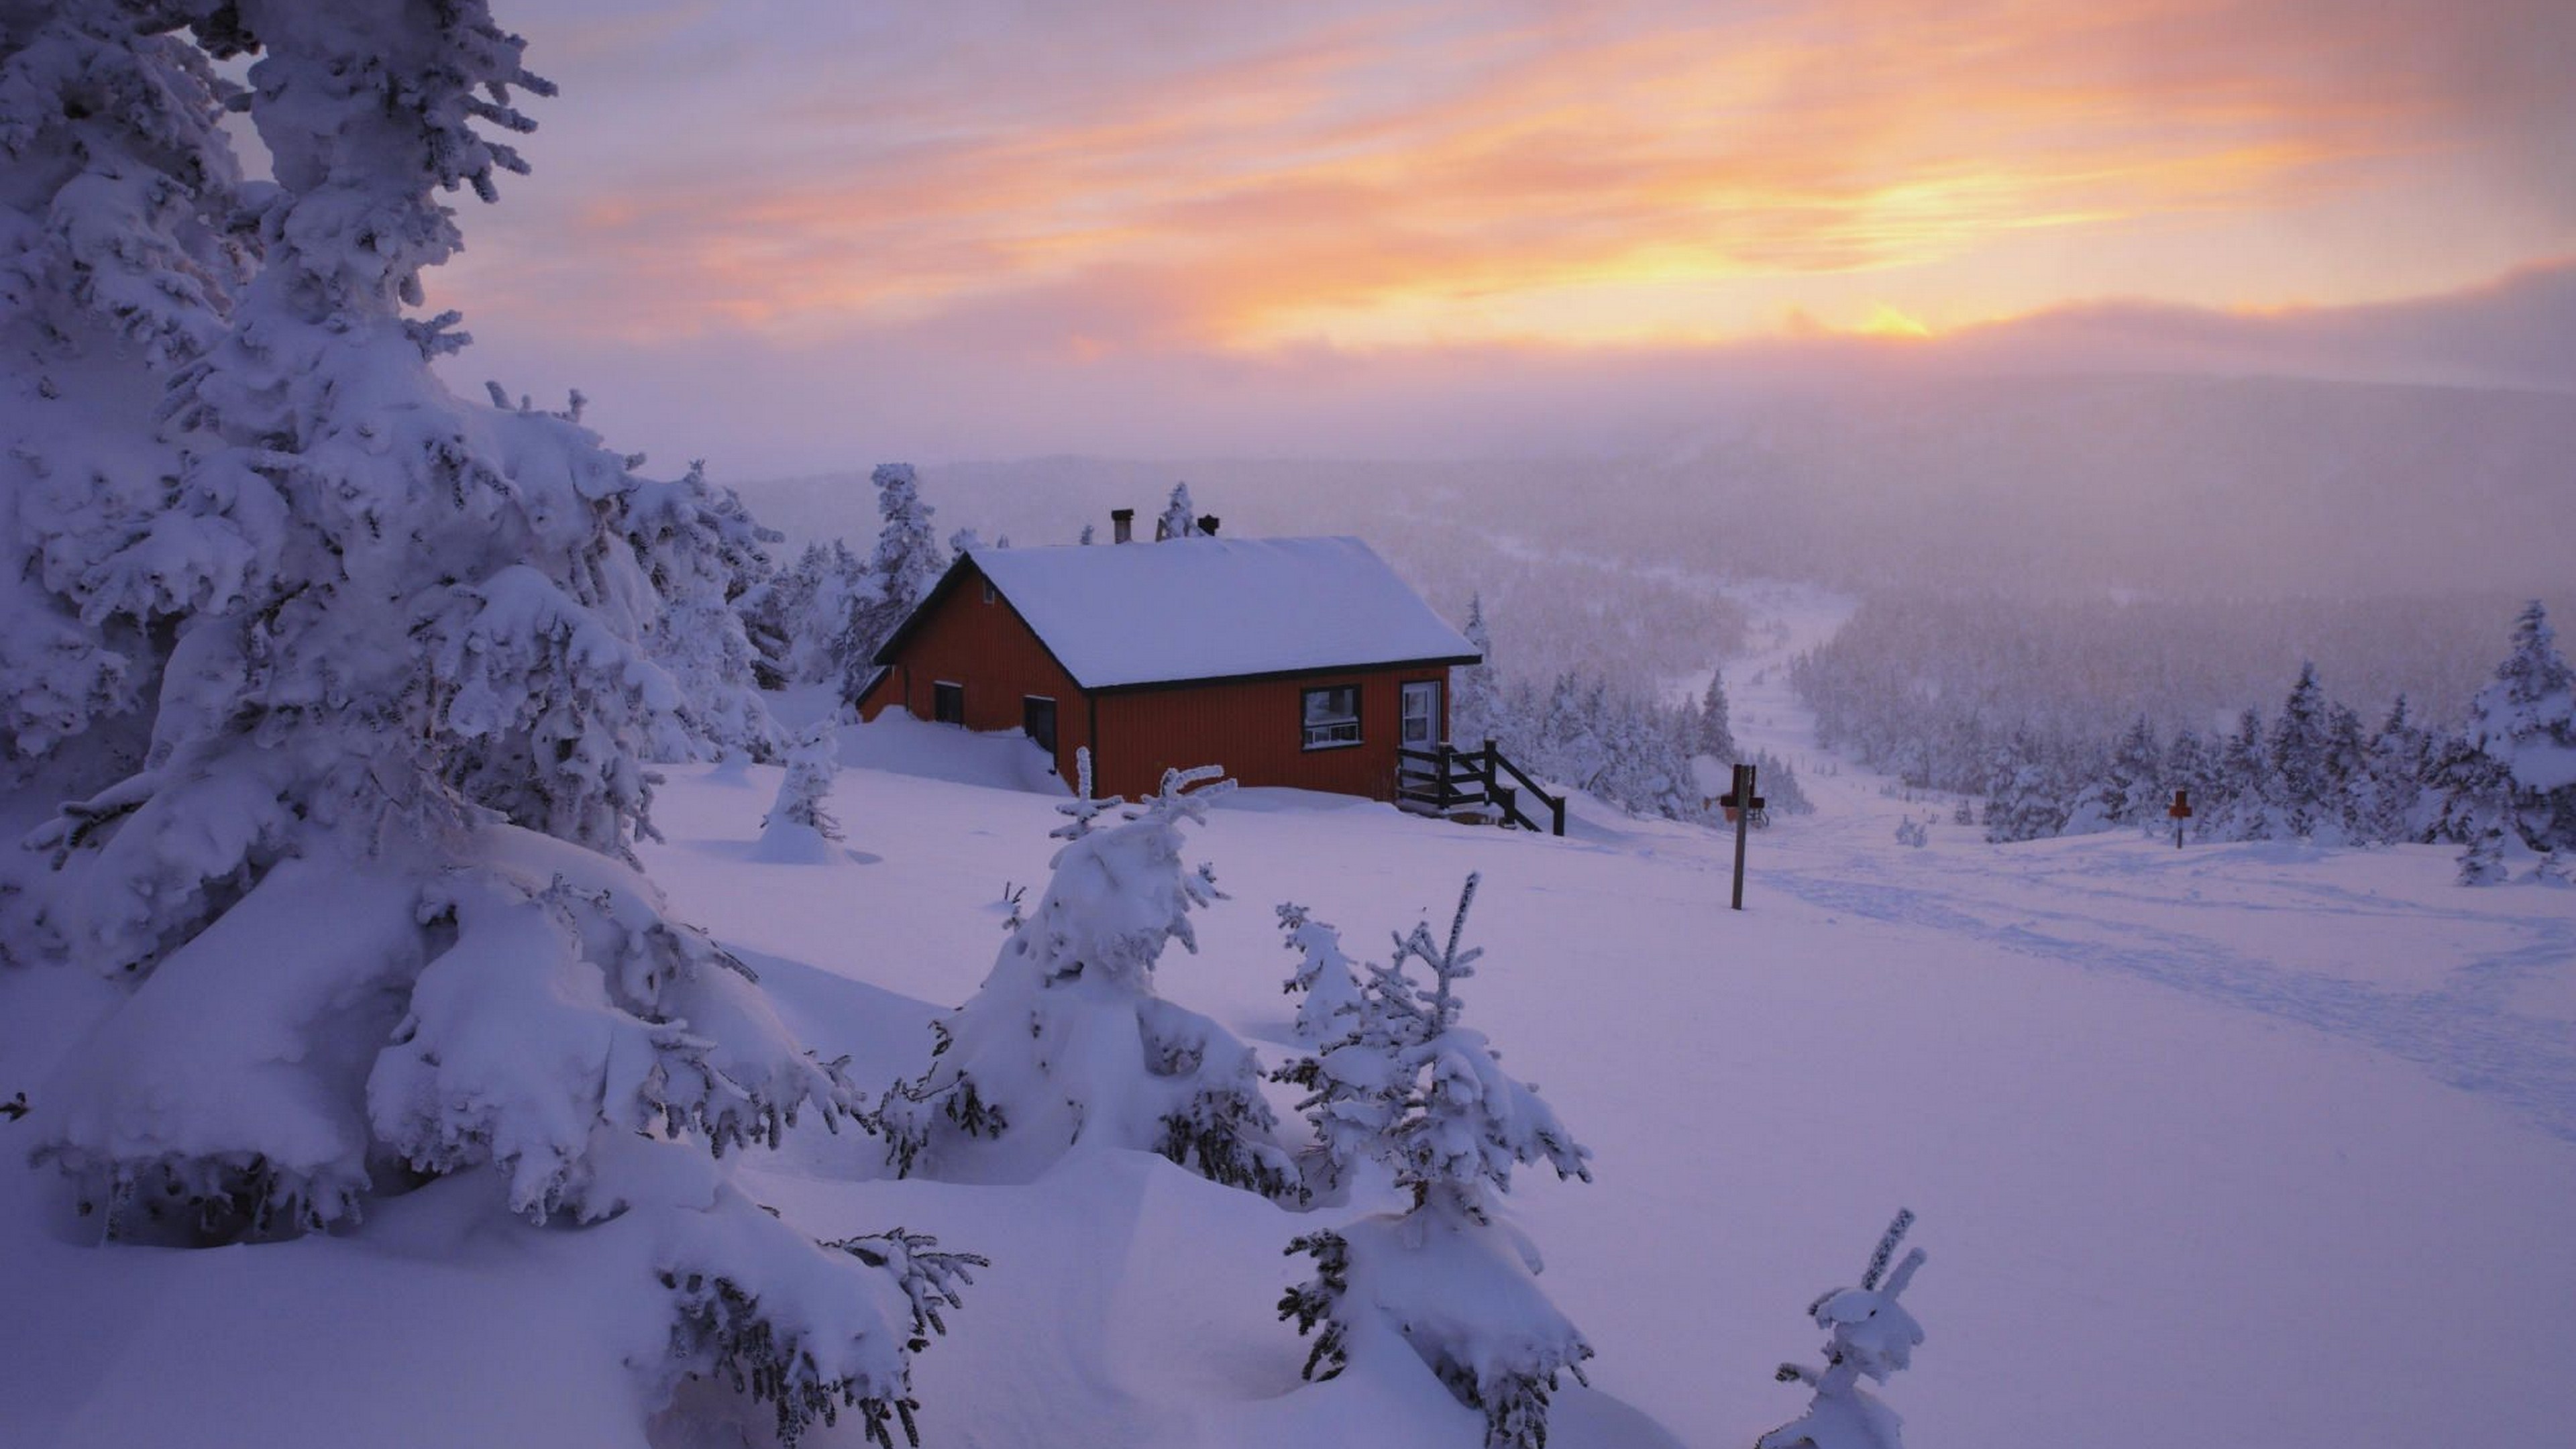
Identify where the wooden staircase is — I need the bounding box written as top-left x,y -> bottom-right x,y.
1396,739 -> 1566,837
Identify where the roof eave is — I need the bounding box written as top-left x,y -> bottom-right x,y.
867,553 -> 980,668
1087,653 -> 1481,695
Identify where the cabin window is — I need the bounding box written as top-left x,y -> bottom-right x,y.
1301,685 -> 1361,749
981,580 -> 996,604
932,680 -> 965,725
1022,696 -> 1057,755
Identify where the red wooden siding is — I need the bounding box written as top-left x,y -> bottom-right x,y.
855,563 -> 1089,783
1089,669 -> 1449,804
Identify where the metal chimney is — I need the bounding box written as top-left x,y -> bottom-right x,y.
1197,515 -> 1220,536
1110,508 -> 1134,544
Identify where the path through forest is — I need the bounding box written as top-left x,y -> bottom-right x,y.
1690,579 -> 2576,1143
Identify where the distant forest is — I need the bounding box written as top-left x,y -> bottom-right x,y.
733,368 -> 2573,833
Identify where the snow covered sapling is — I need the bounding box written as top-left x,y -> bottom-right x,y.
1269,902 -> 1369,1198
758,720 -> 844,859
1278,875 -> 1595,1449
1051,745 -> 1120,842
877,765 -> 1301,1200
1760,1210 -> 1929,1449
1278,901 -> 1363,1046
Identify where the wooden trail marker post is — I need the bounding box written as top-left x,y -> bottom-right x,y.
1723,762 -> 1764,910
2168,788 -> 2192,849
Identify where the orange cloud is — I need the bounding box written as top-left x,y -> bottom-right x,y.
450,0 -> 2572,355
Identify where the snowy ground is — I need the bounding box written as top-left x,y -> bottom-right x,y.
7,588 -> 2575,1448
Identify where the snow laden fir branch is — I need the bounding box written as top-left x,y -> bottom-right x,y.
0,0 -> 256,791
1276,873 -> 1597,1449
665,1222 -> 985,1449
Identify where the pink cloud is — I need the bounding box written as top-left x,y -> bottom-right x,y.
430,1 -> 2576,468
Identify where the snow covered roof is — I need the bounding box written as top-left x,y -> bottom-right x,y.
885,537 -> 1479,690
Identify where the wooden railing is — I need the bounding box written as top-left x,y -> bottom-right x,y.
1395,738 -> 1566,837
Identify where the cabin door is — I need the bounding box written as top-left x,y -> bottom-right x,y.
1022,696 -> 1058,757
1401,680 -> 1442,749
1398,680 -> 1444,798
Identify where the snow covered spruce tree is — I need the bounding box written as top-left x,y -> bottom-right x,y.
1982,731 -> 2063,843
2359,694 -> 2428,843
2461,602 -> 2576,869
877,765 -> 1302,1200
1452,592 -> 1505,747
2100,714 -> 2163,833
2161,727 -> 2214,840
1277,875 -> 1595,1449
2444,761 -> 2516,885
1609,694 -> 1703,819
1698,668 -> 1737,763
830,462 -> 944,703
627,457 -> 784,763
1759,1210 -> 1930,1449
746,537 -> 869,688
0,0 -> 254,795
2210,708 -> 2275,841
18,6 -> 970,1440
1157,480 -> 1203,539
2268,661 -> 2334,841
2422,604 -> 2576,884
2322,700 -> 2371,841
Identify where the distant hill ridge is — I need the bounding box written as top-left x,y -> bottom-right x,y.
734,372 -> 2573,602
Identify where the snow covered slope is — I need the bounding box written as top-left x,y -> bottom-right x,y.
7,596 -> 2574,1447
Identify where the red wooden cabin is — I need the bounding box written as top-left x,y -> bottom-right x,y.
853,531 -> 1479,804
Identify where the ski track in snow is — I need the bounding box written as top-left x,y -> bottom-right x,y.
1703,577 -> 2576,1144
1767,865 -> 2576,1141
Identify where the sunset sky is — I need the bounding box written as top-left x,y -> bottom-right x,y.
431,0 -> 2576,472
